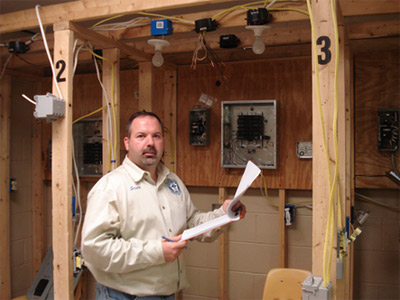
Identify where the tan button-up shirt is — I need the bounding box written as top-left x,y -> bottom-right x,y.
81,156 -> 225,296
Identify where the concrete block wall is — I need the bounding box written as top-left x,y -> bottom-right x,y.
182,187 -> 313,300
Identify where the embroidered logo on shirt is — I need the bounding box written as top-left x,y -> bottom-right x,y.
166,179 -> 181,195
130,186 -> 141,191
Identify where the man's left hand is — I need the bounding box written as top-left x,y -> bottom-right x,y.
222,199 -> 247,218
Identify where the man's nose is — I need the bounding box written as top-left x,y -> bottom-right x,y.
145,135 -> 155,145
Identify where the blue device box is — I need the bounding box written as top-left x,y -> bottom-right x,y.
151,19 -> 173,36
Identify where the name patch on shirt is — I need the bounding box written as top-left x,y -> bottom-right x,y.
130,186 -> 141,191
166,179 -> 181,195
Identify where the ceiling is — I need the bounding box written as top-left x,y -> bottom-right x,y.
0,0 -> 399,76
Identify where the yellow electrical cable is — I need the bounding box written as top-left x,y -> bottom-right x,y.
269,7 -> 309,16
73,105 -> 107,124
138,12 -> 194,24
90,14 -> 126,29
85,45 -> 118,172
306,0 -> 340,288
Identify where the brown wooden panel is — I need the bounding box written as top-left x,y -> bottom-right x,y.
176,57 -> 312,189
355,50 -> 400,189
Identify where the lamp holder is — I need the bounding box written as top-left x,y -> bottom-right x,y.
245,25 -> 270,37
147,39 -> 170,52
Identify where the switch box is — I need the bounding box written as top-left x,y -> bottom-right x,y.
150,19 -> 173,36
302,275 -> 332,300
33,93 -> 65,122
378,109 -> 399,151
189,107 -> 210,146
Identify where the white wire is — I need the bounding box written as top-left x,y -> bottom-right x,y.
90,45 -> 116,168
21,94 -> 37,105
266,0 -> 278,9
93,17 -> 150,31
35,5 -> 63,99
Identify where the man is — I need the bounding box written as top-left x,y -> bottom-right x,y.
81,111 -> 246,299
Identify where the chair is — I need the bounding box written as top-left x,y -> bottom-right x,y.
262,268 -> 311,300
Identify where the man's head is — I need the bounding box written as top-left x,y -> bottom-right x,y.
124,111 -> 164,171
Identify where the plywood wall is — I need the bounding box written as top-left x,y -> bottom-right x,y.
355,50 -> 400,189
176,58 -> 313,190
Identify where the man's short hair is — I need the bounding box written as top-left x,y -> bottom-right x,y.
125,111 -> 164,138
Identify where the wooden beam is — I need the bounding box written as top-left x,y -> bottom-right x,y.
278,189 -> 287,268
311,0 -> 350,298
138,61 -> 154,112
102,48 -> 121,173
336,3 -> 354,298
0,0 -> 241,34
0,75 -> 11,300
218,187 -> 228,300
32,115 -> 46,275
51,21 -> 74,300
54,22 -> 152,62
163,68 -> 177,172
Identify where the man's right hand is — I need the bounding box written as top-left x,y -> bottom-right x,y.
161,235 -> 187,262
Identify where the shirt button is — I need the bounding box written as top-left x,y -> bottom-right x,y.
169,228 -> 172,232
162,206 -> 165,209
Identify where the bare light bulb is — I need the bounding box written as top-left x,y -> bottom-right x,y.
152,50 -> 164,67
147,39 -> 170,67
252,35 -> 265,54
245,25 -> 269,55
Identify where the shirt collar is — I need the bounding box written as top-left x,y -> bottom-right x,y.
122,156 -> 170,184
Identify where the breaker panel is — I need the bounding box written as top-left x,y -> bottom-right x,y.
189,107 -> 210,146
221,100 -> 277,169
73,119 -> 102,176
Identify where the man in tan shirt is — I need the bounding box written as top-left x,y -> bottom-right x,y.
81,111 -> 245,299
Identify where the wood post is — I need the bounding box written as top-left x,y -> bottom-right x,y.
0,75 -> 11,300
278,189 -> 287,268
218,187 -> 228,299
138,61 -> 154,112
52,21 -> 74,300
163,68 -> 177,172
310,0 -> 351,297
102,48 -> 121,173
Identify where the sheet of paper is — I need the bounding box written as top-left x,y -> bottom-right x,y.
179,160 -> 261,241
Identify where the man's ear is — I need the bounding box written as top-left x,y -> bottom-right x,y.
123,136 -> 129,151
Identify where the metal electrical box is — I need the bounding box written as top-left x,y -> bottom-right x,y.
189,107 -> 210,146
221,100 -> 277,169
73,119 -> 102,176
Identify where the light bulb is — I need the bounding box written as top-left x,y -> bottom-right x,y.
252,35 -> 265,54
152,50 -> 164,67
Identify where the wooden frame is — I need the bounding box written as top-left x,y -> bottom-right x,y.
0,0 -> 399,299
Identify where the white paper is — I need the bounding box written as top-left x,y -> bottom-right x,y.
179,160 -> 261,241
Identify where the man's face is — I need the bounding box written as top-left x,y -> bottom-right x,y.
123,115 -> 164,170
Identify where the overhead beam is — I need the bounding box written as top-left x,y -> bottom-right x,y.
54,22 -> 152,62
0,0 -> 242,34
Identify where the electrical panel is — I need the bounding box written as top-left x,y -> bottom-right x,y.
189,107 -> 210,146
378,109 -> 399,151
221,100 -> 277,169
73,119 -> 102,176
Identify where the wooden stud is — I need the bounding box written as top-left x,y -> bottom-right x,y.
336,3 -> 354,298
310,0 -> 350,297
102,48 -> 121,173
0,75 -> 11,300
138,61 -> 154,112
51,22 -> 74,300
218,187 -> 228,300
163,68 -> 177,172
32,116 -> 46,275
278,189 -> 287,268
